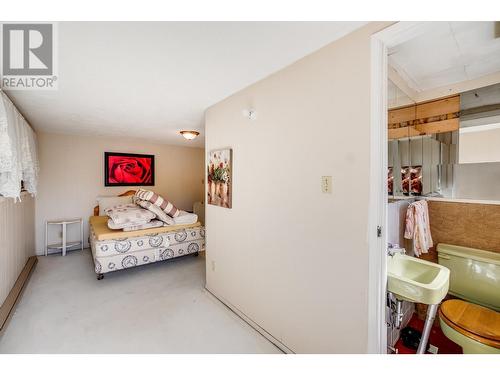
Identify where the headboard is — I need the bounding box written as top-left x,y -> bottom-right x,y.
93,190 -> 136,216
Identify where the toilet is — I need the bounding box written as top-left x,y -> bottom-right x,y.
437,244 -> 500,354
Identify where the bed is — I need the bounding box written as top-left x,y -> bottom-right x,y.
89,190 -> 205,280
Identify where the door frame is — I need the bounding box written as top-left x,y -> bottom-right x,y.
368,21 -> 423,353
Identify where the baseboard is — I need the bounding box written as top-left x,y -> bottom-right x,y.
204,286 -> 293,354
0,256 -> 37,334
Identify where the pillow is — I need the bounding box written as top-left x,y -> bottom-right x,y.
107,218 -> 150,230
104,204 -> 155,226
122,220 -> 164,232
172,211 -> 198,225
134,189 -> 180,217
97,195 -> 133,216
136,200 -> 175,225
107,218 -> 163,230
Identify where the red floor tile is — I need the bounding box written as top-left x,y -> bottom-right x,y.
395,313 -> 462,354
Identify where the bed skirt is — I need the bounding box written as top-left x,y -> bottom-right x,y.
89,223 -> 205,277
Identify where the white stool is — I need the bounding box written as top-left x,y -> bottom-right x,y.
45,218 -> 84,256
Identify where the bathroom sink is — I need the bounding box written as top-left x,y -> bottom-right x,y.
387,253 -> 450,305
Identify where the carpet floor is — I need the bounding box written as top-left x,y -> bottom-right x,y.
0,249 -> 282,354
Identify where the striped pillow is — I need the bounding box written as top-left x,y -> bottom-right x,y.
134,189 -> 180,218
136,199 -> 175,225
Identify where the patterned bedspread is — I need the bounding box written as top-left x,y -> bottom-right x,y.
89,223 -> 205,275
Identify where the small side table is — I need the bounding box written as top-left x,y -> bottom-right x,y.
45,218 -> 84,256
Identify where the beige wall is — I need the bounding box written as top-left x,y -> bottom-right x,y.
36,132 -> 204,255
459,127 -> 500,164
205,23 -> 389,353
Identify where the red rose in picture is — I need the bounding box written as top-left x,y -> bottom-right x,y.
108,156 -> 152,184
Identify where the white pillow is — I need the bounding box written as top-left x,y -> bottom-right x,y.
97,195 -> 133,216
173,211 -> 198,225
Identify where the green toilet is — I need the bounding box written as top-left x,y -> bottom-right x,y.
437,244 -> 500,354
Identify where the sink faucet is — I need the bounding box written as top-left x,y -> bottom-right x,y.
387,244 -> 406,257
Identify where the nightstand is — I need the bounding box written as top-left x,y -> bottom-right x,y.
45,218 -> 84,256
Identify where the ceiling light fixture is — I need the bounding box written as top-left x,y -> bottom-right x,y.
180,130 -> 200,140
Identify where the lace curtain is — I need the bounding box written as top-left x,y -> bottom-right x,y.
0,91 -> 39,200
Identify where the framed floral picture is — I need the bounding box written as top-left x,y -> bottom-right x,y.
207,148 -> 232,208
104,152 -> 155,186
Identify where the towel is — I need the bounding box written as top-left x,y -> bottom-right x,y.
404,200 -> 433,257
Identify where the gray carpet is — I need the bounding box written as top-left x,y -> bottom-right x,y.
0,249 -> 281,354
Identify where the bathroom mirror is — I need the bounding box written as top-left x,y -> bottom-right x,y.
389,132 -> 456,198
452,83 -> 500,201
388,80 -> 414,197
388,82 -> 500,202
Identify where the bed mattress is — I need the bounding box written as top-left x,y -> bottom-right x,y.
89,217 -> 205,275
89,215 -> 201,241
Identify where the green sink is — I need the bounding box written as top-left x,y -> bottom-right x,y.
388,253 -> 450,305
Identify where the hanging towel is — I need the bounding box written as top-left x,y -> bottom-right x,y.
404,200 -> 433,257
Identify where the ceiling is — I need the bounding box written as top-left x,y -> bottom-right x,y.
388,79 -> 414,109
5,22 -> 366,147
389,22 -> 500,96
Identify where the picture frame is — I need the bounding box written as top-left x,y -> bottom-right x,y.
207,148 -> 232,208
104,152 -> 155,187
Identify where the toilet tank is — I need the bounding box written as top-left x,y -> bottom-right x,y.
437,244 -> 500,311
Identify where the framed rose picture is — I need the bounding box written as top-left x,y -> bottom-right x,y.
104,152 -> 155,186
207,148 -> 232,208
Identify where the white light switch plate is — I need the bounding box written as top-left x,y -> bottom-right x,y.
321,176 -> 332,194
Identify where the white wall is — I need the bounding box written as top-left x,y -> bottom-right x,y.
459,126 -> 500,164
387,200 -> 409,249
35,132 -> 204,255
0,193 -> 35,305
205,23 -> 390,353
454,162 -> 500,201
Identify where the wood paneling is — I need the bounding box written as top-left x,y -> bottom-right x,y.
416,96 -> 460,119
389,105 -> 416,126
414,118 -> 459,134
389,119 -> 459,140
0,194 -> 36,306
388,95 -> 460,139
388,126 -> 421,140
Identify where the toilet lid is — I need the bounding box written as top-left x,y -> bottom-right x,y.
440,300 -> 500,345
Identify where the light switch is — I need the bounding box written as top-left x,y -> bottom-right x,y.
321,176 -> 332,194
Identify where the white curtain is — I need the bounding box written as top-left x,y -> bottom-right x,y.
0,91 -> 39,200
